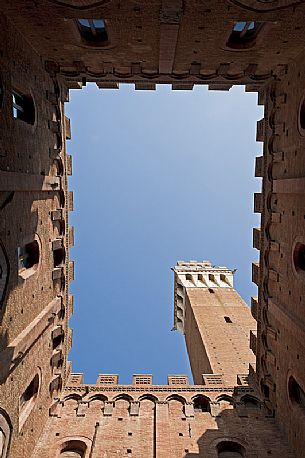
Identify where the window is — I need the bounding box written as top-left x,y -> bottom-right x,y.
217,441 -> 245,457
19,373 -> 40,430
77,19 -> 108,46
288,376 -> 305,408
293,242 -> 305,272
0,79 -> 3,110
0,241 -> 9,306
0,409 -> 12,458
53,247 -> 65,267
12,90 -> 35,125
227,21 -> 264,49
18,240 -> 40,277
60,440 -> 86,457
224,316 -> 232,323
193,395 -> 210,413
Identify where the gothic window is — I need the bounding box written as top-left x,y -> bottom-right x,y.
18,240 -> 40,279
77,19 -> 108,46
227,21 -> 264,49
19,373 -> 40,431
12,90 -> 35,125
217,441 -> 245,457
60,440 -> 86,457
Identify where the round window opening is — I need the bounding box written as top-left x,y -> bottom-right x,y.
293,242 -> 305,273
298,97 -> 305,134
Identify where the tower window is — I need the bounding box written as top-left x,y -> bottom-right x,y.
77,19 -> 108,46
18,240 -> 40,273
60,440 -> 86,457
193,395 -> 211,413
293,242 -> 305,273
288,376 -> 305,408
53,247 -> 65,267
224,316 -> 232,323
12,90 -> 35,125
19,373 -> 40,430
227,21 -> 264,49
217,440 -> 245,457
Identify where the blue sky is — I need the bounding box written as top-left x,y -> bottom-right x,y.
66,84 -> 263,385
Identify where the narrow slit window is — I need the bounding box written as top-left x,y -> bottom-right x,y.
77,19 -> 108,46
227,21 -> 264,49
224,316 -> 232,323
12,90 -> 35,124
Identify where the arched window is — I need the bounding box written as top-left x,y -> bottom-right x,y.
227,21 -> 264,49
60,440 -> 86,457
18,240 -> 40,272
12,90 -> 35,125
0,409 -> 12,458
77,19 -> 108,46
19,373 -> 40,430
193,395 -> 210,413
53,247 -> 65,267
217,441 -> 245,457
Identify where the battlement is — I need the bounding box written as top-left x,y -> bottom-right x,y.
68,373 -> 190,387
66,372 -> 254,390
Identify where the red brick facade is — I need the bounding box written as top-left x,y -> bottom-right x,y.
1,0 -> 305,456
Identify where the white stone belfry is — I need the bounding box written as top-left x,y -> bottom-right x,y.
173,261 -> 234,333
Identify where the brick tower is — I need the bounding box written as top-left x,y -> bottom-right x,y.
173,261 -> 256,386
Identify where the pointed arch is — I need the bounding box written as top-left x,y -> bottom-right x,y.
166,394 -> 186,404
113,393 -> 134,402
216,394 -> 235,405
192,394 -> 211,413
138,394 -> 158,403
63,393 -> 82,403
240,395 -> 260,408
88,394 -> 108,403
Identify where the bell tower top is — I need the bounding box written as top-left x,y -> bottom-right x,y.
173,261 -> 234,333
